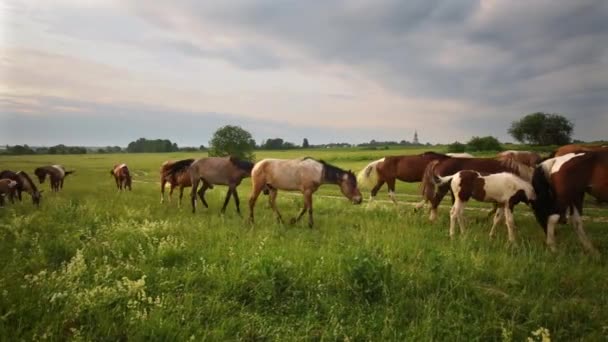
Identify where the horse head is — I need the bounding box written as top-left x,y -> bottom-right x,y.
32,190 -> 43,207
339,170 -> 362,204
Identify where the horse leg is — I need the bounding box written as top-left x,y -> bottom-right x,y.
169,184 -> 175,203
198,181 -> 210,208
546,214 -> 560,252
429,184 -> 449,222
307,193 -> 314,228
370,180 -> 385,201
570,199 -> 598,255
248,182 -> 265,225
504,205 -> 517,243
178,186 -> 184,208
232,188 -> 242,215
489,207 -> 504,239
268,188 -> 284,224
291,190 -> 312,225
487,203 -> 498,219
220,187 -> 233,214
449,203 -> 458,239
190,177 -> 200,214
60,178 -> 64,189
386,179 -> 398,204
456,201 -> 466,235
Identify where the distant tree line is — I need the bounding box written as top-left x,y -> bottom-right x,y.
126,138 -> 179,153
1,144 -> 88,155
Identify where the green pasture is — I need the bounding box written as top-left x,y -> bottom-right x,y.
0,148 -> 607,341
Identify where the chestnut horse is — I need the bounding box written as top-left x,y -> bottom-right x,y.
434,170 -> 535,241
34,165 -> 75,192
0,170 -> 42,206
110,164 -> 132,191
531,151 -> 608,254
249,157 -> 362,228
552,144 -> 607,157
421,157 -> 533,221
497,150 -> 542,167
358,151 -> 450,204
165,156 -> 254,214
160,159 -> 196,205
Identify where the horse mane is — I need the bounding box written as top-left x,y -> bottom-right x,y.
17,171 -> 38,192
309,158 -> 355,183
229,156 -> 254,173
165,159 -> 194,177
498,156 -> 534,182
420,160 -> 442,200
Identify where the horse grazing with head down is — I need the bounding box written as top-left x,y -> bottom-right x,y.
165,156 -> 253,214
434,170 -> 535,241
497,150 -> 542,167
249,157 -> 362,228
34,165 -> 75,192
358,151 -> 450,204
160,159 -> 195,205
530,151 -> 608,255
422,157 -> 533,221
110,164 -> 132,191
0,170 -> 42,206
552,144 -> 607,157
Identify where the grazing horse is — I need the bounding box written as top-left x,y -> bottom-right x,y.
552,144 -> 607,157
160,159 -> 195,205
530,152 -> 608,254
110,164 -> 132,191
497,150 -> 542,167
434,170 -> 535,241
165,156 -> 253,214
0,179 -> 18,207
0,170 -> 42,206
34,165 -> 75,192
446,153 -> 474,158
249,157 -> 362,228
357,152 -> 450,204
421,157 -> 533,221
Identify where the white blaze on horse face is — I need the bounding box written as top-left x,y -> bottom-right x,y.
52,165 -> 66,178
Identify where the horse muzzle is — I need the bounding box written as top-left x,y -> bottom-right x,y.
352,196 -> 363,205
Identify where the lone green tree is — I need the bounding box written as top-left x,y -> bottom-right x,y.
302,138 -> 310,148
208,125 -> 255,160
508,112 -> 573,145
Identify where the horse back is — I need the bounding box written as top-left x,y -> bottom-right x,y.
436,158 -> 510,177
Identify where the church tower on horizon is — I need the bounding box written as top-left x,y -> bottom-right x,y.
413,130 -> 419,145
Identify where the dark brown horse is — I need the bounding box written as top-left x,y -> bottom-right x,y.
0,170 -> 42,206
249,157 -> 362,228
165,156 -> 254,214
421,157 -> 533,221
34,165 -> 75,192
110,164 -> 132,191
357,151 -> 450,204
531,151 -> 608,254
552,144 -> 607,157
160,159 -> 197,206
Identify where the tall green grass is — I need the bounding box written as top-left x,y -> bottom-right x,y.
0,148 -> 606,340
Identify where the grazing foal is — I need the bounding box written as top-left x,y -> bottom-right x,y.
358,152 -> 449,204
110,164 -> 132,191
160,159 -> 195,205
435,171 -> 535,241
531,152 -> 608,254
0,179 -> 18,207
249,158 -> 362,228
34,165 -> 75,192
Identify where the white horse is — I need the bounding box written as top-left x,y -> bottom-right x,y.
248,157 -> 362,227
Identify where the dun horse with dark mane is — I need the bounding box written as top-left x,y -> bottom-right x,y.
34,165 -> 75,192
110,164 -> 132,191
249,157 -> 362,228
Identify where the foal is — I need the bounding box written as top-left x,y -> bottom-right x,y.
34,165 -> 75,192
434,171 -> 535,241
110,164 -> 132,191
160,159 -> 195,205
249,157 -> 362,228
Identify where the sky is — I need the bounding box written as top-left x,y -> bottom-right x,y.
1,0 -> 607,147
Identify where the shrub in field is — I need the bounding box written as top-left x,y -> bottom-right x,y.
208,125 -> 256,161
447,141 -> 466,153
466,136 -> 502,152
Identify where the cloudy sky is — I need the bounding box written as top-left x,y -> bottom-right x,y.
1,0 -> 607,147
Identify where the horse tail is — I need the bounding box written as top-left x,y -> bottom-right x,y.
420,160 -> 441,201
529,166 -> 555,233
64,170 -> 75,177
165,159 -> 195,178
357,158 -> 384,188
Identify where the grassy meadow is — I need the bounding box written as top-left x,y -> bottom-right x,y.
1,147 -> 607,341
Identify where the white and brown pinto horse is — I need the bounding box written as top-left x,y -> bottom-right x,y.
165,156 -> 254,214
160,159 -> 195,205
249,157 -> 362,228
531,151 -> 608,254
34,165 -> 75,192
110,164 -> 132,191
0,170 -> 42,206
497,150 -> 542,167
434,171 -> 535,241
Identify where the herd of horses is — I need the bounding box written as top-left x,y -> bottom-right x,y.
1,144 -> 606,254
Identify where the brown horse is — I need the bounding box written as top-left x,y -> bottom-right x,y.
249,157 -> 362,228
497,150 -> 542,167
552,144 -> 607,157
357,151 -> 450,204
531,152 -> 608,254
0,179 -> 18,207
110,164 -> 132,191
0,170 -> 42,206
160,159 -> 195,205
422,157 -> 533,221
165,156 -> 253,214
34,165 -> 75,192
